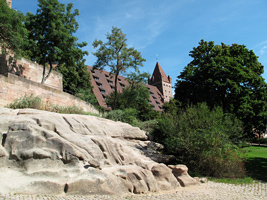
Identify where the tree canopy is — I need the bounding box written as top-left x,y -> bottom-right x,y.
92,27 -> 146,109
106,71 -> 158,121
24,0 -> 88,84
0,0 -> 28,57
174,40 -> 267,135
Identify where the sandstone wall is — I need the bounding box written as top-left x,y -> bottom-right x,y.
0,54 -> 63,91
0,73 -> 99,115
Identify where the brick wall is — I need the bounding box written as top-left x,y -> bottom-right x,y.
0,54 -> 63,91
0,73 -> 99,115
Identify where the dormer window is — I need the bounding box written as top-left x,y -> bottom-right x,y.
93,76 -> 99,81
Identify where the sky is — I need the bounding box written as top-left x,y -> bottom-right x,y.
12,0 -> 267,89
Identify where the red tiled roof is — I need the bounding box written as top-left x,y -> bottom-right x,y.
87,66 -> 164,111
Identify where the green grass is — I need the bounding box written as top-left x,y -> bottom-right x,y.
243,145 -> 267,182
209,145 -> 267,184
208,177 -> 256,184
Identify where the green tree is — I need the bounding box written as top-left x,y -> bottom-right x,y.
92,27 -> 146,109
175,40 -> 267,136
106,71 -> 159,121
0,0 -> 28,57
24,0 -> 88,84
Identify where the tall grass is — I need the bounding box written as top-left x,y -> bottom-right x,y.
6,93 -> 99,116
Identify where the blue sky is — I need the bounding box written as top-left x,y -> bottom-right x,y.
12,0 -> 267,88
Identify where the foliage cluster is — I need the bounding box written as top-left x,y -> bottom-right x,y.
106,82 -> 159,121
104,108 -> 139,125
1,0 -> 96,106
175,40 -> 267,136
152,103 -> 245,178
0,0 -> 28,57
6,94 -> 99,116
92,27 -> 146,110
24,0 -> 88,84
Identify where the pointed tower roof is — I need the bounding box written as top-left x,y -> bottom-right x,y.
151,62 -> 170,83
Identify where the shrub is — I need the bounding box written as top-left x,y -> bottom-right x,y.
48,104 -> 85,115
7,94 -> 43,109
104,108 -> 139,125
152,103 -> 246,178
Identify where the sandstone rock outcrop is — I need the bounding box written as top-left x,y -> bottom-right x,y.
0,108 -> 199,195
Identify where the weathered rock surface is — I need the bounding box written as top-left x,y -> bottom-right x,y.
0,108 -> 199,195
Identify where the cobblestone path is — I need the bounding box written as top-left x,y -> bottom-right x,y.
0,181 -> 266,200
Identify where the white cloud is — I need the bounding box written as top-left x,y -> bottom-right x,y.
260,45 -> 267,55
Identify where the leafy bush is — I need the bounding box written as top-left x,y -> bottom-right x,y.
152,103 -> 245,178
104,108 -> 139,125
7,94 -> 43,109
136,120 -> 158,135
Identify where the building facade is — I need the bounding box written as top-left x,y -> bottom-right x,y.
88,62 -> 172,111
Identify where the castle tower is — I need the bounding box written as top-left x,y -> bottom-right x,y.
148,62 -> 172,102
6,0 -> 12,8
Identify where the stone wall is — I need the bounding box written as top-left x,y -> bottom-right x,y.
0,54 -> 63,91
0,73 -> 99,115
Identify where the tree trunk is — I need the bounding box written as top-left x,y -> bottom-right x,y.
113,72 -> 119,110
41,61 -> 53,84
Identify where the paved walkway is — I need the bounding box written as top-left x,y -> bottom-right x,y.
0,181 -> 266,200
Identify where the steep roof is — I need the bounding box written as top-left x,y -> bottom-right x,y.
87,66 -> 164,111
151,62 -> 170,84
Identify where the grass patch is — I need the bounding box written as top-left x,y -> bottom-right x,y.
243,145 -> 267,182
209,177 -> 256,184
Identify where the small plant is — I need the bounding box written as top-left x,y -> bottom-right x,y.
7,93 -> 43,109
